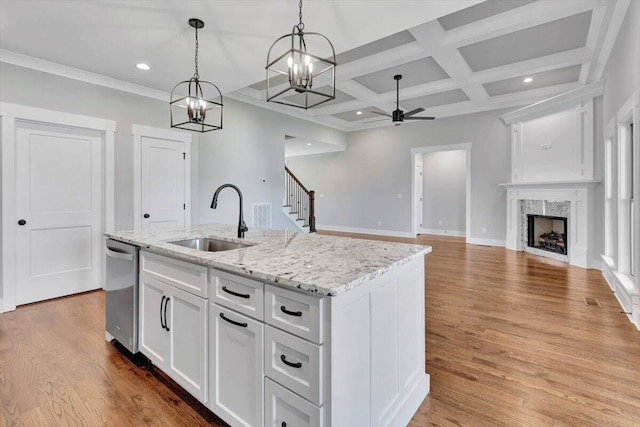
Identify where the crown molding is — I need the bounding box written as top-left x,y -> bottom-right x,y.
499,80 -> 604,124
0,49 -> 170,102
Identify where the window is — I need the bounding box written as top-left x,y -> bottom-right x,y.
617,94 -> 637,276
604,126 -> 616,259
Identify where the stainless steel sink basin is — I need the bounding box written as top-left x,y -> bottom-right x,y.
168,238 -> 251,252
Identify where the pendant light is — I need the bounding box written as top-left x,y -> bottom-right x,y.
266,0 -> 336,109
170,18 -> 223,132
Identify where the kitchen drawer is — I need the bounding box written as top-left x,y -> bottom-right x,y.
140,251 -> 208,298
264,378 -> 322,427
265,325 -> 323,406
211,269 -> 264,321
265,284 -> 324,344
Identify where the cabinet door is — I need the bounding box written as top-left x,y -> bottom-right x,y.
209,304 -> 264,427
166,285 -> 208,403
139,276 -> 169,367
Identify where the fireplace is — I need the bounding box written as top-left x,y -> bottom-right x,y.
527,215 -> 568,255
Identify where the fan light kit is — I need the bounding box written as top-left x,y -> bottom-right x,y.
169,18 -> 223,133
367,75 -> 436,126
266,0 -> 336,109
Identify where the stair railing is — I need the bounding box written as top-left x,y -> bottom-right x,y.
284,166 -> 316,232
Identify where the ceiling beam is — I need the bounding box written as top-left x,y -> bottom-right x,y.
579,5 -> 607,84
441,0 -> 607,48
591,0 -> 632,81
410,21 -> 489,104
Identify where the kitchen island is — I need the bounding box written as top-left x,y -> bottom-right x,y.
106,224 -> 432,427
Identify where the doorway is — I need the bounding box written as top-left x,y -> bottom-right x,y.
133,125 -> 192,230
1,103 -> 116,312
411,143 -> 471,241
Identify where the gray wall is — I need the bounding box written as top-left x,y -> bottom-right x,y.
288,108 -> 511,241
422,150 -> 466,233
196,97 -> 346,230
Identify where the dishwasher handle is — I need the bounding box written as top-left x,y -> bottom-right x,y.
106,247 -> 134,262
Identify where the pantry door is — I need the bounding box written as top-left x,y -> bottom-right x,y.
15,125 -> 103,305
134,125 -> 191,230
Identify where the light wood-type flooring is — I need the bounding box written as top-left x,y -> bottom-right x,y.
0,233 -> 638,426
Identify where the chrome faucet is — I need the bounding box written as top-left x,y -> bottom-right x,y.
211,184 -> 248,238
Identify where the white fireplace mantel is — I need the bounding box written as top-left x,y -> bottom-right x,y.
503,180 -> 600,268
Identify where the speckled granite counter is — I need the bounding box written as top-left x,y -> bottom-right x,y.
106,224 -> 431,296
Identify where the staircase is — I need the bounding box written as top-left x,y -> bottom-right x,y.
283,166 -> 316,233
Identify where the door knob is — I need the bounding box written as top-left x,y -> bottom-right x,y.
143,213 -> 150,218
18,219 -> 26,226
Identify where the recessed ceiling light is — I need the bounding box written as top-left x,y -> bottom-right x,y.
523,77 -> 533,83
356,111 -> 362,115
306,143 -> 312,146
136,63 -> 150,71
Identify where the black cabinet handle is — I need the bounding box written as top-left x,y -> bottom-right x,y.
17,219 -> 26,226
219,312 -> 247,328
222,285 -> 250,299
143,213 -> 150,218
281,423 -> 286,427
163,297 -> 170,331
160,296 -> 166,329
280,305 -> 302,317
280,354 -> 302,368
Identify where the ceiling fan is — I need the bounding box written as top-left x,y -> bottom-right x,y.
366,75 -> 435,126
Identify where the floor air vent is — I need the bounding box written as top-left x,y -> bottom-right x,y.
252,203 -> 272,229
583,297 -> 601,307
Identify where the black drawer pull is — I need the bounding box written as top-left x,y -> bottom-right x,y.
222,285 -> 250,299
280,354 -> 302,368
160,296 -> 166,329
280,305 -> 302,317
281,423 -> 286,427
163,297 -> 170,331
220,312 -> 248,328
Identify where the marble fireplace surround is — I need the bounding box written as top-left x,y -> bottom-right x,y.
521,200 -> 570,262
501,181 -> 599,268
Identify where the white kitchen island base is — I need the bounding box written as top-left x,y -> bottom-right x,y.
107,224 -> 431,426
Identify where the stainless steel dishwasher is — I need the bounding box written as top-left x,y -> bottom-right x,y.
105,239 -> 139,353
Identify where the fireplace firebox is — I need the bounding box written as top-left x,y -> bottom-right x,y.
527,214 -> 568,255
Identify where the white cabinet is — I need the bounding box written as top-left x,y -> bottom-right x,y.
139,251 -> 208,404
265,378 -> 322,427
209,304 -> 264,427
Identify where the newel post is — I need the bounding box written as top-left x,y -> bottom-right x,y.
309,190 -> 316,232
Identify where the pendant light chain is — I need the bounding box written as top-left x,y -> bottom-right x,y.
298,0 -> 304,31
194,26 -> 199,79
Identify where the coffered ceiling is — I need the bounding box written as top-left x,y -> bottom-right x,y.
234,0 -> 631,131
0,0 -> 632,133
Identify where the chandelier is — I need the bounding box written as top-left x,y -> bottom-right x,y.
266,0 -> 336,109
170,18 -> 223,132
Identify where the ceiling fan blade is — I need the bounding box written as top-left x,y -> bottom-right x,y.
363,118 -> 390,124
370,111 -> 392,117
403,107 -> 425,117
404,116 -> 436,120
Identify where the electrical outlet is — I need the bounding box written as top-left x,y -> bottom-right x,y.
397,193 -> 403,199
482,227 -> 487,234
541,144 -> 552,150
378,221 -> 382,226
438,220 -> 443,226
319,193 -> 325,198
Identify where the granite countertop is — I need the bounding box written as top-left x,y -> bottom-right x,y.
106,224 -> 431,296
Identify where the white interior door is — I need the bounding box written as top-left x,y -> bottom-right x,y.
415,160 -> 423,232
15,126 -> 103,305
141,136 -> 186,229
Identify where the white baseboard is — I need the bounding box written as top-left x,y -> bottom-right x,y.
600,254 -> 639,330
317,224 -> 414,238
420,228 -> 466,237
467,237 -> 506,247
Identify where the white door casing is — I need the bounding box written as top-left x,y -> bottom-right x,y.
410,143 -> 472,241
16,126 -> 103,305
415,158 -> 423,232
133,125 -> 191,230
0,102 -> 115,313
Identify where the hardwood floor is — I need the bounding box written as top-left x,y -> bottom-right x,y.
1,233 -> 638,426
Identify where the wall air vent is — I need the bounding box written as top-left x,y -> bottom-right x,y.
252,203 -> 272,229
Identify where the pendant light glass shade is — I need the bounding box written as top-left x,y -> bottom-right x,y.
170,18 -> 223,132
266,0 -> 336,109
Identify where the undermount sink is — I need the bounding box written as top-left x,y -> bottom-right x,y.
168,237 -> 252,252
